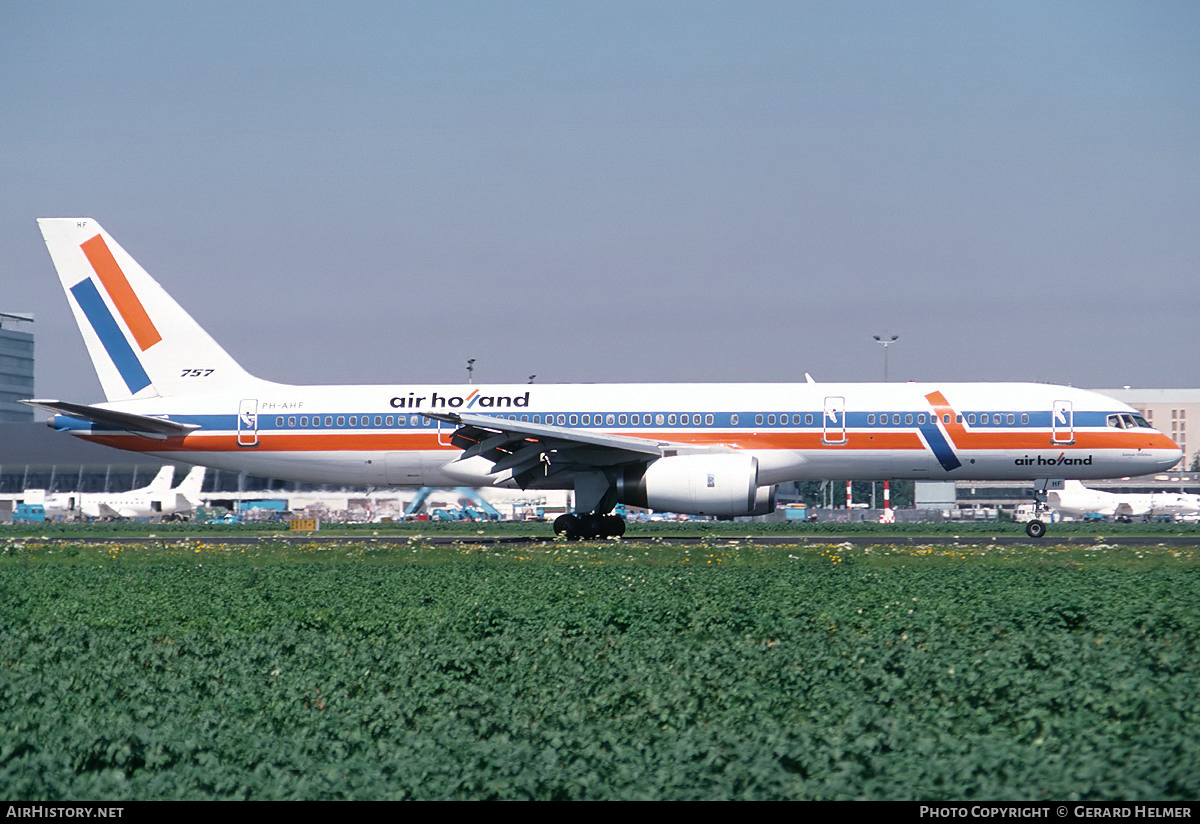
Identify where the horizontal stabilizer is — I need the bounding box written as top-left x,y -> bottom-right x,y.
21,399 -> 199,436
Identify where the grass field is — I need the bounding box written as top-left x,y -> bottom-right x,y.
6,516 -> 1200,540
2,536 -> 1197,800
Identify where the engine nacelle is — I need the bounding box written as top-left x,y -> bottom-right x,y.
618,454 -> 776,517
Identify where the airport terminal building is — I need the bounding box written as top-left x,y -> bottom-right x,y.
0,313 -> 34,424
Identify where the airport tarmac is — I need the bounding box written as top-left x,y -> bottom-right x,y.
19,530 -> 1200,548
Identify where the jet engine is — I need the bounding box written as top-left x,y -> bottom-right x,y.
617,453 -> 776,517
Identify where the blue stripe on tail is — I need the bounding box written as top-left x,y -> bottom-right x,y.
70,278 -> 152,394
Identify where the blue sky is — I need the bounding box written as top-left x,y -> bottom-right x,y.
3,1 -> 1198,399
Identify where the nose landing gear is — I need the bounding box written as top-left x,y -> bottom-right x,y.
1024,480 -> 1058,539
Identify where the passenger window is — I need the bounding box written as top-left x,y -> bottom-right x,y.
705,414 -> 714,425
730,414 -> 739,425
669,414 -> 678,425
276,416 -> 284,427
767,414 -> 776,425
569,414 -> 578,425
557,414 -> 566,425
755,414 -> 763,425
805,414 -> 813,425
892,414 -> 900,425
618,414 -> 627,425
656,414 -> 665,425
867,414 -> 875,425
606,414 -> 616,425
582,414 -> 590,425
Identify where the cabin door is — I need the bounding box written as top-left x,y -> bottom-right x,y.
1051,400 -> 1075,445
237,399 -> 259,447
822,396 -> 847,445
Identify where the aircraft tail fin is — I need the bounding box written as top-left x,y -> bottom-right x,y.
174,466 -> 206,500
144,465 -> 175,492
37,218 -> 264,402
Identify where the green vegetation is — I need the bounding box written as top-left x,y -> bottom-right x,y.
2,538 -> 1198,800
5,516 -> 1200,540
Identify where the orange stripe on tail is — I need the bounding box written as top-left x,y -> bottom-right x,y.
80,234 -> 162,351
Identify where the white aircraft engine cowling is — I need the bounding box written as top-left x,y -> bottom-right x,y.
620,454 -> 774,517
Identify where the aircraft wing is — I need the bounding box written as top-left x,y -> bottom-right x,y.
21,399 -> 199,437
425,410 -> 716,488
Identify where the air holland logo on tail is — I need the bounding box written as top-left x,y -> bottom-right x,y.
69,233 -> 161,394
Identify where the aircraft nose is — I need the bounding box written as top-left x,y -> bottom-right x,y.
1158,436 -> 1184,470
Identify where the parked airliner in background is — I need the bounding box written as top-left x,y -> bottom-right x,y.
1047,480 -> 1200,523
19,465 -> 206,520
24,218 -> 1181,538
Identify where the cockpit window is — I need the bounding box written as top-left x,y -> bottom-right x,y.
1107,414 -> 1146,430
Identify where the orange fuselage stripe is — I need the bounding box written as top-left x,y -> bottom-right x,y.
923,391 -> 1176,452
78,428 -> 1164,455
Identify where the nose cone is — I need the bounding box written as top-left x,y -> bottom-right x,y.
1151,432 -> 1184,471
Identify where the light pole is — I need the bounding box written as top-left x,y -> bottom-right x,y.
873,334 -> 898,382
466,359 -> 476,385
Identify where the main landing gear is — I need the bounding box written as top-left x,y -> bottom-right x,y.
553,513 -> 627,540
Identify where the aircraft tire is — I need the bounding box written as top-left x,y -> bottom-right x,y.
553,514 -> 577,538
581,513 -> 607,539
1025,519 -> 1046,539
554,513 -> 626,540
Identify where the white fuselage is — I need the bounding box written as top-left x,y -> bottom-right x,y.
53,379 -> 1182,489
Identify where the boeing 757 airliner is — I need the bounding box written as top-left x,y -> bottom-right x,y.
25,218 -> 1181,538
